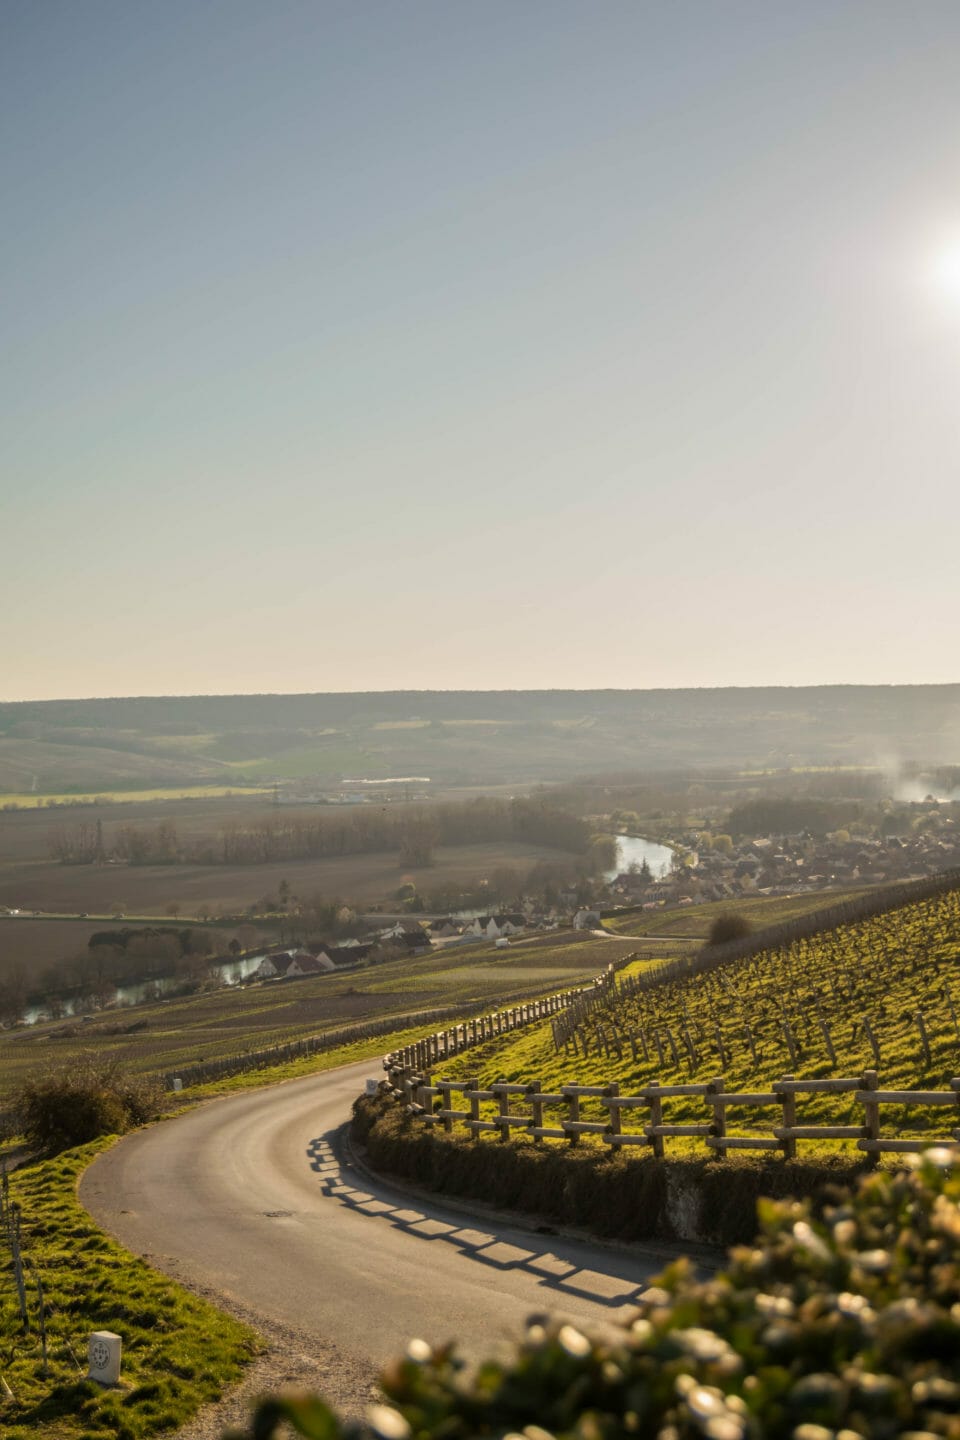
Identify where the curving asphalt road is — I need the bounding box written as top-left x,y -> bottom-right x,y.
81,1060 -> 689,1381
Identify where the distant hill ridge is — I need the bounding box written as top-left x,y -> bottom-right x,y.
1,685 -> 959,792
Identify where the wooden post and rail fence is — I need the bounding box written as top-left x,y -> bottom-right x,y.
384,964 -> 618,1074
380,1065 -> 960,1165
164,963 -> 619,1090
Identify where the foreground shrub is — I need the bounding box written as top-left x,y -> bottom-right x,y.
16,1057 -> 164,1154
231,1149 -> 960,1440
707,911 -> 753,946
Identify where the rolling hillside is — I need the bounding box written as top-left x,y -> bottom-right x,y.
2,684 -> 960,793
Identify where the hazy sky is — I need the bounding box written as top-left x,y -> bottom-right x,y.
4,1 -> 960,701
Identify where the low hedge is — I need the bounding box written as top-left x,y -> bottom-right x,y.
350,1093 -> 864,1247
232,1146 -> 960,1440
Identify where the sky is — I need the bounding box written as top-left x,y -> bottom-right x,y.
3,1 -> 960,701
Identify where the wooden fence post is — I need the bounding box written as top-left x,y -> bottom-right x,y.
861,1070 -> 880,1168
567,1089 -> 581,1147
467,1076 -> 480,1141
10,1205 -> 28,1330
605,1082 -> 620,1148
779,1074 -> 797,1160
707,1075 -> 726,1160
647,1082 -> 664,1159
496,1084 -> 510,1143
528,1079 -> 543,1143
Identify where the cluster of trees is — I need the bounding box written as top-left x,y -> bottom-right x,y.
393,856 -> 604,916
724,795 -> 863,838
48,797 -> 598,869
24,926 -> 224,1016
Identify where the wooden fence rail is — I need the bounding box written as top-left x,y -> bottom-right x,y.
386,964 -> 618,1075
169,962 -> 621,1090
381,1063 -> 960,1165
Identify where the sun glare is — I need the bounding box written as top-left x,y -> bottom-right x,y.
931,243 -> 960,304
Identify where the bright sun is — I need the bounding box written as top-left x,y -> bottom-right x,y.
931,244 -> 960,303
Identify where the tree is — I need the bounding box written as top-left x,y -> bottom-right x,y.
707,911 -> 752,946
165,901 -> 181,919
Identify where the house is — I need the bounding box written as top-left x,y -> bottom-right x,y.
254,949 -> 294,979
430,917 -> 462,938
573,909 -> 602,930
393,927 -> 432,954
463,914 -> 526,940
285,951 -> 335,976
325,942 -> 374,966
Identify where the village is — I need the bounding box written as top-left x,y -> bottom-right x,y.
606,818 -> 960,908
249,814 -> 960,984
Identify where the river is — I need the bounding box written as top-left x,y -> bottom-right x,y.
23,952 -> 266,1026
603,832 -> 674,881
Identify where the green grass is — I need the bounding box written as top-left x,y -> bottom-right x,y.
231,745 -> 386,778
0,933 -> 632,1098
2,1004 -> 524,1438
180,1018 -> 477,1098
1,1140 -> 259,1440
435,888 -> 960,1157
604,885 -> 871,938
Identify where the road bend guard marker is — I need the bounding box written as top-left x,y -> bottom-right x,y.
88,1331 -> 122,1385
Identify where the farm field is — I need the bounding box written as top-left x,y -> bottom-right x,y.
0,839 -> 562,916
0,784 -> 578,981
604,886 -> 871,938
0,784 -> 271,808
0,931 -> 633,1095
0,785 -> 517,867
434,887 -> 960,1156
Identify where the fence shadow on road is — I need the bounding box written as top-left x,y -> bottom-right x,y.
306,1134 -> 660,1313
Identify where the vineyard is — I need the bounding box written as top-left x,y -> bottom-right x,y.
420,886 -> 960,1155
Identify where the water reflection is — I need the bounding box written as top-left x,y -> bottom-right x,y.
23,952 -> 264,1025
603,833 -> 673,881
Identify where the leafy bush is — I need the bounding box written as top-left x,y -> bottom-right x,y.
16,1057 -> 164,1154
232,1150 -> 960,1440
707,911 -> 753,946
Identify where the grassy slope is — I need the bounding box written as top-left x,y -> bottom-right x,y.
2,1140 -> 258,1440
604,886 -> 870,938
436,889 -> 960,1156
0,1014 -> 490,1440
0,933 -> 634,1096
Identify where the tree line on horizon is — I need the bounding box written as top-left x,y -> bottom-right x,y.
47,796 -> 605,869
